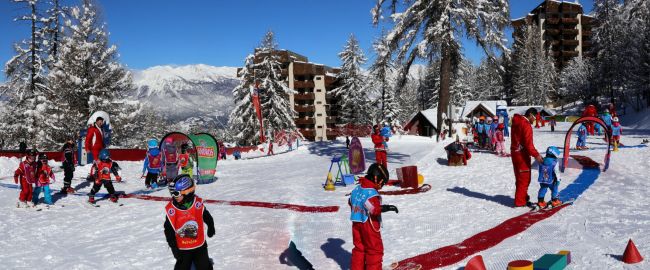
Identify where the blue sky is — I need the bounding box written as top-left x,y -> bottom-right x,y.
0,0 -> 593,81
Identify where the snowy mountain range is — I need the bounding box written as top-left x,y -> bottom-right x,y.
130,64 -> 240,129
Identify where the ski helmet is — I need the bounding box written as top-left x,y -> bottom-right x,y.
99,149 -> 110,161
26,149 -> 38,158
546,146 -> 561,159
479,116 -> 486,121
498,123 -> 505,129
171,174 -> 195,197
365,163 -> 389,187
181,143 -> 189,153
38,153 -> 48,162
612,117 -> 619,122
147,138 -> 159,149
165,137 -> 174,144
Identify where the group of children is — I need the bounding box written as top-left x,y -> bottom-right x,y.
14,150 -> 56,208
576,109 -> 623,150
142,138 -> 195,189
473,115 -> 508,156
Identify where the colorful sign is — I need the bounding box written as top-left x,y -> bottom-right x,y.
348,137 -> 366,174
188,134 -> 219,183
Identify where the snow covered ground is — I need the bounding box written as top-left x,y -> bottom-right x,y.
0,122 -> 648,269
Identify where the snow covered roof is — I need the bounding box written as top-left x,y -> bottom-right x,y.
507,106 -> 557,117
421,109 -> 438,128
461,100 -> 507,118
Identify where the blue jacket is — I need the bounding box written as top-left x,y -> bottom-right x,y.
577,125 -> 587,139
602,114 -> 612,127
143,148 -> 165,174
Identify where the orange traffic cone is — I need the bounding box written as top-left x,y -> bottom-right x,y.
623,239 -> 644,264
465,255 -> 486,270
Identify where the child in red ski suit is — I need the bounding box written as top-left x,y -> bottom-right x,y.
349,163 -> 398,270
371,126 -> 387,168
14,150 -> 37,208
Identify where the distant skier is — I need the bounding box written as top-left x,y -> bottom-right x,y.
14,149 -> 37,208
475,116 -> 487,148
536,146 -> 563,209
611,117 -> 623,150
178,143 -> 194,176
490,116 -> 499,150
142,139 -> 164,189
88,149 -> 121,204
576,124 -> 588,150
164,175 -> 215,270
549,116 -> 556,132
602,109 -> 613,136
346,136 -> 350,149
371,125 -> 388,168
267,140 -> 274,156
33,153 -> 55,207
486,117 -> 494,150
60,138 -> 76,194
349,163 -> 397,270
233,145 -> 241,160
163,138 -> 180,184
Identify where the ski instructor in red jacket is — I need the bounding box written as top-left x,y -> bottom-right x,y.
510,108 -> 544,207
85,117 -> 105,163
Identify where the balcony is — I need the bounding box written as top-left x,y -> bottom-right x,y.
562,29 -> 579,35
326,130 -> 339,137
563,40 -> 579,46
299,129 -> 315,137
294,80 -> 315,88
294,93 -> 315,100
294,105 -> 315,112
546,29 -> 560,36
551,51 -> 561,57
294,117 -> 315,125
545,18 -> 560,24
582,30 -> 592,36
562,50 -> 579,57
561,18 -> 579,24
326,116 -> 337,124
545,40 -> 561,47
582,40 -> 592,47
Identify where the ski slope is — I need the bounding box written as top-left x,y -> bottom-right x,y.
0,123 -> 648,269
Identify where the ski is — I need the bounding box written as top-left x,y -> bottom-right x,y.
530,199 -> 574,212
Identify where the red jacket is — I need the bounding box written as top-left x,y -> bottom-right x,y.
510,114 -> 540,158
14,161 -> 37,184
371,133 -> 385,150
85,124 -> 105,153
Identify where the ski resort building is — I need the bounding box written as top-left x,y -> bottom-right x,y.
511,0 -> 594,69
245,49 -> 341,141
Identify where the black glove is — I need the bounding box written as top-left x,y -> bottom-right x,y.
381,204 -> 398,214
207,226 -> 215,238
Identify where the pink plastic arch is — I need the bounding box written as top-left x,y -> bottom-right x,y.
561,116 -> 612,172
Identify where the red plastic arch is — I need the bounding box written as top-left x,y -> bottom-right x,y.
561,116 -> 611,172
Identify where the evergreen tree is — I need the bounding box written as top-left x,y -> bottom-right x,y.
331,34 -> 372,127
558,56 -> 593,105
592,0 -> 626,101
253,30 -> 297,140
623,0 -> 650,108
368,35 -> 400,124
511,24 -> 557,105
47,0 -> 132,147
3,0 -> 51,146
474,58 -> 504,100
418,60 -> 439,110
228,54 -> 260,145
450,59 -> 475,107
371,0 -> 509,136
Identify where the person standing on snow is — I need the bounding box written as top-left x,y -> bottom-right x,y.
536,146 -> 563,209
178,143 -> 194,176
576,124 -> 588,150
164,175 -> 215,270
33,153 -> 55,207
371,125 -> 388,168
602,109 -> 613,138
85,116 -> 105,163
142,139 -> 164,189
163,138 -> 180,184
510,108 -> 544,207
611,117 -> 623,148
88,149 -> 122,204
14,149 -> 38,208
60,138 -> 77,194
495,124 -> 506,156
349,163 -> 398,270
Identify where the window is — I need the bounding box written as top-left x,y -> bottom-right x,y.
316,101 -> 322,104
317,114 -> 322,117
316,77 -> 322,80
317,126 -> 323,129
317,89 -> 322,92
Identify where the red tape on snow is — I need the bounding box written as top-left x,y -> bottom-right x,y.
121,194 -> 339,213
392,204 -> 570,270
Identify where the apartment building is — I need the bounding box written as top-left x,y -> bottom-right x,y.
511,0 -> 594,68
246,49 -> 341,141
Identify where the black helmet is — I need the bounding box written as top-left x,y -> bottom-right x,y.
38,153 -> 48,161
365,163 -> 389,186
26,149 -> 38,159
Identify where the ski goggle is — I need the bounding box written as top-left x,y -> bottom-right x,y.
170,186 -> 195,198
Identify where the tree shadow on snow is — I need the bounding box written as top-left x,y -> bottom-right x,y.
307,141 -> 348,157
321,238 -> 352,270
446,186 -> 513,207
51,179 -> 92,204
279,241 -> 315,270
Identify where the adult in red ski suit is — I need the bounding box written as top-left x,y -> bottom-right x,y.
85,117 -> 105,162
371,126 -> 387,168
510,109 -> 543,207
349,164 -> 398,270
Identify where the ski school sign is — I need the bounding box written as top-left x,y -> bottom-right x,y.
160,132 -> 220,184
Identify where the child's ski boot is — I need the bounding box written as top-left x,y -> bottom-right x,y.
536,198 -> 548,209
67,187 -> 75,194
550,198 -> 562,208
110,195 -> 119,203
88,196 -> 96,204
